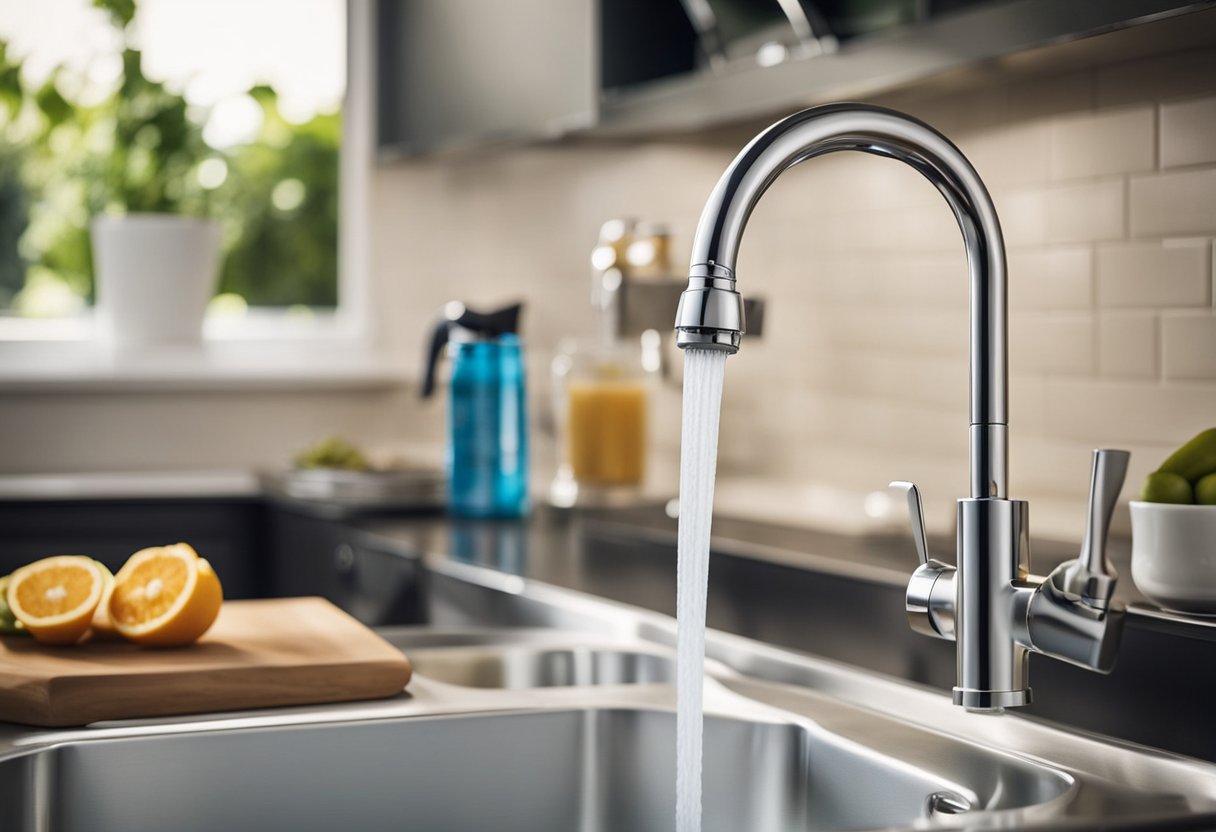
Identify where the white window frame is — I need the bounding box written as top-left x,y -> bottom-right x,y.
0,0 -> 395,391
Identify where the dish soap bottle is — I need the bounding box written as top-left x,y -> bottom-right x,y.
422,302 -> 528,518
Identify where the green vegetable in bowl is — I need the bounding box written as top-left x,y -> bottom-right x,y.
1140,428 -> 1216,504
1158,428 -> 1216,483
293,437 -> 371,471
1140,471 -> 1193,504
1197,473 -> 1216,506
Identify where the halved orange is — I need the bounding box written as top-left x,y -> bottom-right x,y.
7,556 -> 106,645
90,561 -> 120,640
109,543 -> 223,646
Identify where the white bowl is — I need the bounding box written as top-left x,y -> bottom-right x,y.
1129,501 -> 1216,615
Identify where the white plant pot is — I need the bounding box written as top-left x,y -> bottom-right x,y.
91,214 -> 221,349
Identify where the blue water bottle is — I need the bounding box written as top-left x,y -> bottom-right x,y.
422,302 -> 529,518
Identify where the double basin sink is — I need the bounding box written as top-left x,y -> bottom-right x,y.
2,553 -> 1215,831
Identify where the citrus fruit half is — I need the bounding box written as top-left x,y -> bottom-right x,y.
89,561 -> 120,640
7,556 -> 106,645
109,543 -> 223,647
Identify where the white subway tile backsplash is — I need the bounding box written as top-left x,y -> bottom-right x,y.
802,351 -> 969,412
1162,312 -> 1216,379
1161,95 -> 1216,168
816,306 -> 969,356
994,189 -> 1048,247
1008,247 -> 1092,309
964,122 -> 1051,186
1044,179 -> 1126,243
1130,167 -> 1216,237
1010,314 -> 1096,375
1044,379 -> 1216,444
1097,240 -> 1211,307
1098,313 -> 1158,378
1050,106 -> 1155,180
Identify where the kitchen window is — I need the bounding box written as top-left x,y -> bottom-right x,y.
0,0 -> 383,386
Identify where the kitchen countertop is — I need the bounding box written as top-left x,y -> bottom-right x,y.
348,503 -> 1216,643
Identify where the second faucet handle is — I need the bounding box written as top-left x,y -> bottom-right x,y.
1062,448 -> 1131,609
889,481 -> 930,566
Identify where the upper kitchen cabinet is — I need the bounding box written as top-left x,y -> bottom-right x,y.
375,0 -> 1216,156
374,0 -> 601,157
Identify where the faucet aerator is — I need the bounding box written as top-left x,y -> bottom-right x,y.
674,271 -> 745,353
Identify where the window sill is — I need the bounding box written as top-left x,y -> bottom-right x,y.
0,311 -> 408,393
0,344 -> 409,397
0,345 -> 407,393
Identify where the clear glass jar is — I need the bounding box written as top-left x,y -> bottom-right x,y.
549,340 -> 653,507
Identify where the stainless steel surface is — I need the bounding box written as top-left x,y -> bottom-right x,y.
674,103 -> 1132,712
674,103 -> 1008,463
953,497 -> 1031,710
0,705 -> 1029,832
673,269 -> 748,353
889,481 -> 929,566
2,557 -> 1215,830
1069,448 -> 1131,609
402,645 -> 676,689
1011,450 -> 1130,674
607,279 -> 767,342
893,480 -> 958,640
596,1 -> 1216,138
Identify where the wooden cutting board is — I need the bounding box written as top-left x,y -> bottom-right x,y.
0,597 -> 413,727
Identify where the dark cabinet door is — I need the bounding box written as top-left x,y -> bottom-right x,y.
265,506 -> 424,626
0,499 -> 263,600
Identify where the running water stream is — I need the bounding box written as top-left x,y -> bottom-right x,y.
675,346 -> 729,832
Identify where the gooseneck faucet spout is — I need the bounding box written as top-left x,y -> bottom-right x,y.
675,103 -> 1007,499
675,103 -> 1127,712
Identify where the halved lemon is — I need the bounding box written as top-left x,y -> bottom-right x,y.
109,543 -> 223,646
7,556 -> 106,645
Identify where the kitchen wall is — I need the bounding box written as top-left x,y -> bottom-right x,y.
2,42 -> 1213,542
370,43 -> 1216,538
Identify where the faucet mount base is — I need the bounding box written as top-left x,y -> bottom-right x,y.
953,687 -> 1031,710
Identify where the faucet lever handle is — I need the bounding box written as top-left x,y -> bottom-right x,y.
1080,449 -> 1130,581
889,481 -> 929,566
892,480 -> 957,641
1061,448 -> 1130,608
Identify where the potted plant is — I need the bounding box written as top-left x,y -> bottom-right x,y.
88,0 -> 220,349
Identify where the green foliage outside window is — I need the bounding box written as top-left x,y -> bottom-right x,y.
0,0 -> 340,317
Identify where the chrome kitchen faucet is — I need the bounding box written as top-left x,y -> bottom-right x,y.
673,103 -> 1128,711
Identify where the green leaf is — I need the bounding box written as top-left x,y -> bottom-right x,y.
0,64 -> 22,118
120,49 -> 144,96
93,0 -> 136,29
34,77 -> 72,126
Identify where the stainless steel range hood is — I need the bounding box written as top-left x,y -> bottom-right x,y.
596,0 -> 1216,136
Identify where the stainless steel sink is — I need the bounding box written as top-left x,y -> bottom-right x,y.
1,555 -> 1214,831
0,701 -> 1063,832
382,626 -> 677,688
409,645 -> 674,688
